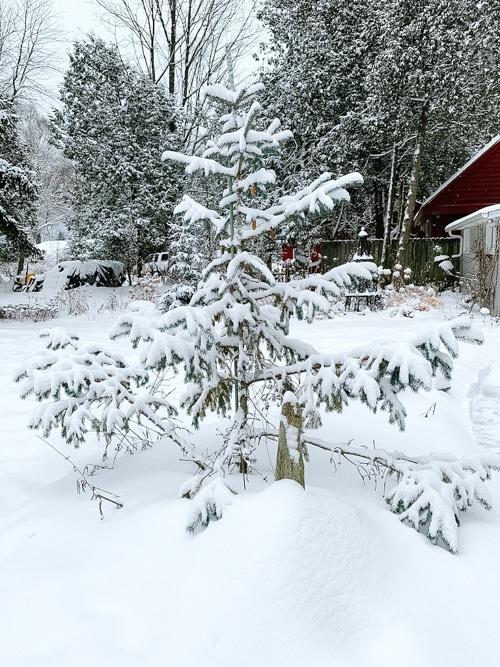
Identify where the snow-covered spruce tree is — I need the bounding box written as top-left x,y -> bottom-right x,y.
53,37 -> 185,273
111,81 -> 369,480
0,98 -> 40,268
159,213 -> 205,310
108,82 -> 499,550
18,82 -> 499,550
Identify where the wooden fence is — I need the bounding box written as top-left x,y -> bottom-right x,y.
320,237 -> 461,286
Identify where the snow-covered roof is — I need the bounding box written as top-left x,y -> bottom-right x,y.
445,203 -> 500,232
421,135 -> 500,211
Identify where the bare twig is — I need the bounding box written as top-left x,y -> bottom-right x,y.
37,436 -> 123,518
422,403 -> 437,418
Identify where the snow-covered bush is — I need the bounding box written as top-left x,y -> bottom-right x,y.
385,285 -> 444,315
58,286 -> 90,315
129,272 -> 162,303
0,301 -> 58,321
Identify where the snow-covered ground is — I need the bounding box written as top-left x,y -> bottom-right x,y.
1,284 -> 499,667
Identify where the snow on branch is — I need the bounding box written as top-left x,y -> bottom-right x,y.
299,437 -> 500,554
162,151 -> 235,177
253,316 -> 481,434
15,328 -> 193,457
323,261 -> 376,289
204,82 -> 265,107
237,167 -> 277,192
172,195 -> 224,233
277,171 -> 364,219
185,477 -> 237,533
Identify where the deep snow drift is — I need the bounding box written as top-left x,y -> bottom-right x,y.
1,285 -> 499,667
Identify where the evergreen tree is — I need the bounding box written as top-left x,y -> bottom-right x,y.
0,99 -> 40,268
111,83 -> 483,497
364,0 -> 500,266
159,212 -> 205,310
110,82 -> 369,475
55,37 -> 185,272
259,0 -> 500,247
258,0 -> 377,236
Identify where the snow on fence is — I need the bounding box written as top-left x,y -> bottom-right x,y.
321,237 -> 460,286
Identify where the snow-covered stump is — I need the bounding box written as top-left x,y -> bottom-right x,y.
276,393 -> 305,488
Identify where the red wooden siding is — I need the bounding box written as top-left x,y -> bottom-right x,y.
416,138 -> 500,235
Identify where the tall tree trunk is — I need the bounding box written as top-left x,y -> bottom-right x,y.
275,396 -> 305,488
17,250 -> 25,275
381,142 -> 398,271
182,0 -> 193,107
395,101 -> 429,268
168,0 -> 177,97
373,157 -> 384,238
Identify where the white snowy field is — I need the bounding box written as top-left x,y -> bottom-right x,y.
1,284 -> 500,667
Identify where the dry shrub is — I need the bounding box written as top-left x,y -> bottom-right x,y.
129,272 -> 162,302
0,302 -> 58,321
385,286 -> 444,312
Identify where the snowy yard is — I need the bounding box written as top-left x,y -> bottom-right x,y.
1,285 -> 500,667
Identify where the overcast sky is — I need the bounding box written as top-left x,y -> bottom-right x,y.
44,0 -> 260,107
53,0 -> 99,41
43,0 -> 106,105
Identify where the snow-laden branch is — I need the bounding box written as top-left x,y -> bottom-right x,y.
162,150 -> 236,177
15,328 -> 195,457
248,430 -> 500,554
204,82 -> 265,107
173,194 -> 224,228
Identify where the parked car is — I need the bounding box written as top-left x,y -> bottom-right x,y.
144,252 -> 169,275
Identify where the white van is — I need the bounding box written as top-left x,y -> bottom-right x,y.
144,252 -> 169,275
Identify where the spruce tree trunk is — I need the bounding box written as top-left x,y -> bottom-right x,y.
373,157 -> 385,238
238,386 -> 248,474
275,397 -> 305,488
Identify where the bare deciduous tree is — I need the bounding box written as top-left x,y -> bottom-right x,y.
18,104 -> 74,242
93,0 -> 258,112
0,0 -> 61,102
